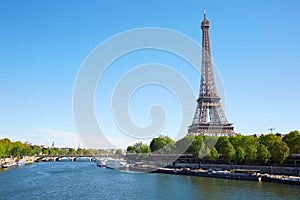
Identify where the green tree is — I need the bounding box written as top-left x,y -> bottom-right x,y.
126,146 -> 135,153
47,147 -> 59,155
83,149 -> 90,155
235,147 -> 246,163
245,144 -> 257,163
187,135 -> 205,158
174,135 -> 194,154
115,149 -> 123,155
215,137 -> 235,163
134,142 -> 151,154
0,138 -> 12,157
260,134 -> 290,164
126,142 -> 151,154
77,148 -> 84,155
0,139 -> 8,158
227,135 -> 262,164
150,135 -> 174,153
206,147 -> 219,162
236,136 -> 259,163
59,148 -> 68,155
68,148 -> 76,155
283,130 -> 300,153
42,148 -> 49,155
257,144 -> 270,164
10,142 -> 23,158
0,142 -> 5,158
21,143 -> 32,156
31,145 -> 42,155
270,140 -> 289,164
260,134 -> 277,148
230,135 -> 243,150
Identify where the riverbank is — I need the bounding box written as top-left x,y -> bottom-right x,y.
174,163 -> 300,176
0,156 -> 36,169
154,167 -> 260,181
155,167 -> 300,185
126,163 -> 300,186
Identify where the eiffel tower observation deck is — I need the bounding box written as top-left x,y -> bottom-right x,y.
188,9 -> 235,136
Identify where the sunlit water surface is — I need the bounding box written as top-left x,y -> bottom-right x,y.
0,162 -> 299,199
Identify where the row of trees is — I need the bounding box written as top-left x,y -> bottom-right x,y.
0,138 -> 41,158
41,147 -> 90,156
0,138 -> 127,159
282,130 -> 300,153
126,130 -> 300,165
0,138 -> 93,158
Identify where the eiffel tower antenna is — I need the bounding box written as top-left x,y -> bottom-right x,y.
188,9 -> 235,136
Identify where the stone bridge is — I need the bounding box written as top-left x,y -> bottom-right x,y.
35,155 -> 94,162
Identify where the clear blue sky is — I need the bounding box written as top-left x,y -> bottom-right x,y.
1,0 -> 300,148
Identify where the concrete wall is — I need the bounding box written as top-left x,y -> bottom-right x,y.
173,163 -> 300,176
141,160 -> 299,176
0,156 -> 36,167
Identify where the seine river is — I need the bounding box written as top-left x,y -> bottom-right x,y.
0,162 -> 299,199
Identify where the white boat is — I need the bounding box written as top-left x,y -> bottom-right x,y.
96,158 -> 107,167
106,159 -> 128,170
2,163 -> 16,168
16,161 -> 25,166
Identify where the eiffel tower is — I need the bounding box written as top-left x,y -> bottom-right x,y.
188,9 -> 235,136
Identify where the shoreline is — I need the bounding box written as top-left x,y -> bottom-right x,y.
157,167 -> 300,185
154,167 -> 260,181
0,156 -> 36,169
125,164 -> 300,186
2,158 -> 300,186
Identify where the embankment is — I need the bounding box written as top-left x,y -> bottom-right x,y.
174,163 -> 300,176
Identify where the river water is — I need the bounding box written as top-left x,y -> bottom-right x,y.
0,162 -> 299,199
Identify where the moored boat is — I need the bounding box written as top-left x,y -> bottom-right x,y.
106,159 -> 129,170
16,161 -> 25,166
129,163 -> 158,173
261,175 -> 300,185
2,163 -> 16,168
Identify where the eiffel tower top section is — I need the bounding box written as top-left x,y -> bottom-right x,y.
201,7 -> 210,29
200,7 -> 218,98
188,8 -> 234,136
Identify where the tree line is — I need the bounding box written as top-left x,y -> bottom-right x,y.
0,138 -> 92,159
127,130 -> 300,165
0,138 -> 41,158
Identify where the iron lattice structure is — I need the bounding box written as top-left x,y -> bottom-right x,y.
188,10 -> 235,136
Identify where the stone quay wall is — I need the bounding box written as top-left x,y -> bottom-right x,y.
174,163 -> 300,176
